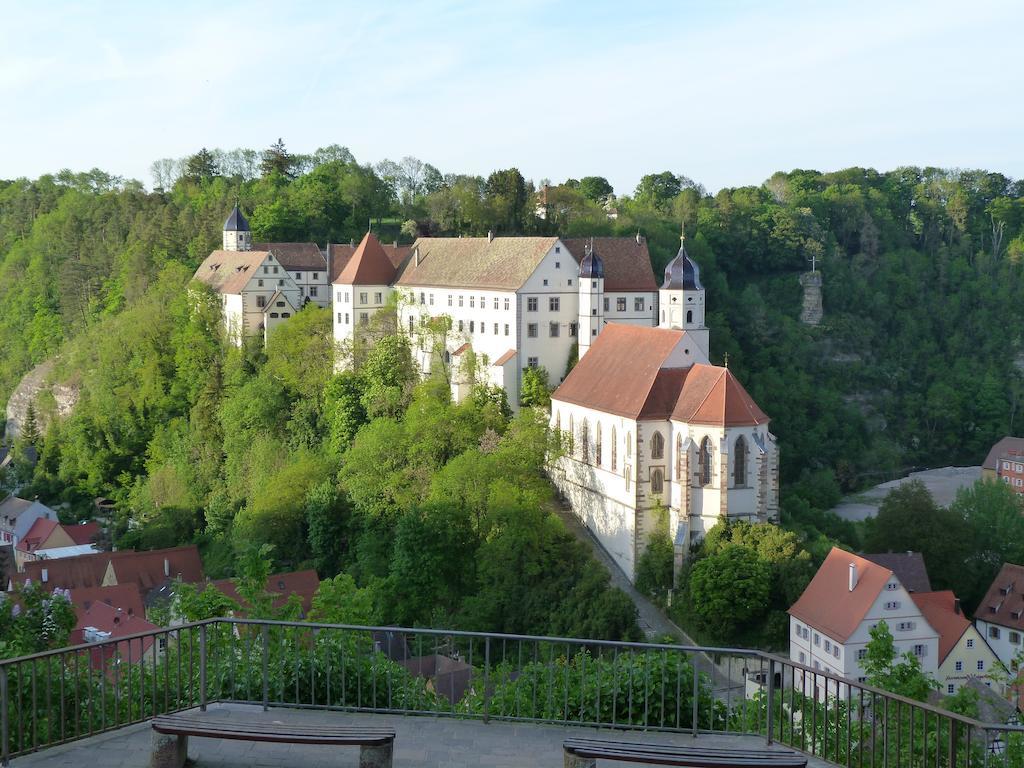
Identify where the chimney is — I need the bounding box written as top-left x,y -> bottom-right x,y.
163,558 -> 170,577
414,247 -> 421,267
848,563 -> 858,592
954,598 -> 961,615
487,230 -> 495,243
41,568 -> 48,583
635,231 -> 642,245
393,240 -> 398,248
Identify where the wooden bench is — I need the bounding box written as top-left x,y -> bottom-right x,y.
563,737 -> 808,768
150,713 -> 396,768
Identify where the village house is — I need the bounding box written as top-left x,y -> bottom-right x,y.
0,494 -> 57,549
14,518 -> 99,570
983,437 -> 1024,495
975,563 -> 1024,670
912,590 -> 1001,696
547,238 -> 777,581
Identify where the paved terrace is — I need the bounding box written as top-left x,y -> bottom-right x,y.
13,703 -> 833,768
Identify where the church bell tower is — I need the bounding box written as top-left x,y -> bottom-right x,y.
659,228 -> 709,358
223,203 -> 252,252
577,240 -> 604,357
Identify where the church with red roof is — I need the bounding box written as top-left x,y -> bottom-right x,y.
548,239 -> 779,581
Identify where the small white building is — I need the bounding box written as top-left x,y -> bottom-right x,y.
789,548 -> 941,697
0,495 -> 57,548
912,590 -> 1001,696
191,206 -> 304,344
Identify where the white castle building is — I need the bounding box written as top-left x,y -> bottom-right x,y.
332,231 -> 660,404
548,237 -> 779,582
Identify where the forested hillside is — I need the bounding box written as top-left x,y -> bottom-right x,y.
2,143 -> 1023,637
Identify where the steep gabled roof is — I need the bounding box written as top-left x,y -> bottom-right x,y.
335,232 -> 401,286
329,242 -> 410,283
911,591 -> 970,664
253,243 -> 327,272
552,325 -> 692,419
862,552 -> 932,593
395,236 -> 559,291
788,547 -> 895,643
22,545 -> 205,593
975,563 -> 1024,630
16,516 -> 60,553
983,437 -> 1024,470
66,522 -> 100,546
671,365 -> 769,427
563,237 -> 658,292
192,250 -> 269,295
68,584 -> 144,617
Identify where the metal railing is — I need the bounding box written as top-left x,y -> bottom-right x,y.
2,619 -> 1022,767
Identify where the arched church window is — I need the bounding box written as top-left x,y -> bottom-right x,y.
651,467 -> 664,495
686,309 -> 693,323
580,419 -> 590,463
626,432 -> 632,458
568,414 -> 575,455
698,436 -> 713,487
734,435 -> 748,487
675,433 -> 684,479
651,432 -> 665,460
611,426 -> 618,472
595,422 -> 603,466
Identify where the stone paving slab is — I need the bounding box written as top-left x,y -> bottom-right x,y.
12,702 -> 833,768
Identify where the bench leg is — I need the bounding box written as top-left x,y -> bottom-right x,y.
359,742 -> 393,768
564,751 -> 596,768
151,732 -> 187,768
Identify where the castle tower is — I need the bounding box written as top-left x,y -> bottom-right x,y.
659,230 -> 709,358
577,240 -> 604,356
223,204 -> 252,252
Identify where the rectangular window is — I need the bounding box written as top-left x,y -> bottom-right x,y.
295,272 -> 302,280
374,292 -> 382,303
263,266 -> 269,274
884,601 -> 900,610
977,660 -> 985,670
359,292 -> 368,304
470,321 -> 475,333
799,652 -> 806,664
857,677 -> 867,684
310,286 -> 318,297
568,279 -> 573,286
857,649 -> 867,660
833,646 -> 839,659
616,297 -> 626,311
493,323 -> 498,334
955,660 -> 963,671
493,297 -> 499,310
420,292 -> 425,305
603,297 -> 610,312
458,320 -> 464,332
527,356 -> 539,368
408,316 -> 414,333
897,622 -> 915,631
634,297 -> 644,311
504,298 -> 510,311
344,292 -> 350,303
528,297 -> 538,312
430,294 -> 434,306
549,322 -> 560,337
555,261 -> 560,269
359,312 -> 368,326
543,279 -> 548,286
814,633 -> 820,647
886,582 -> 898,590
256,295 -> 266,308
313,273 -> 318,280
569,322 -> 577,337
300,286 -> 306,296
913,645 -> 926,658
824,640 -> 831,652
550,297 -> 560,311
278,279 -> 284,286
947,684 -> 955,694
990,626 -> 1002,640
344,313 -> 349,324
448,295 -> 453,307
504,324 -> 510,336
470,296 -> 475,308
480,322 -> 485,334
528,323 -> 538,338
967,638 -> 974,648
480,296 -> 485,307
258,279 -> 264,287
337,313 -> 342,323
272,266 -> 279,274
1011,631 -> 1021,644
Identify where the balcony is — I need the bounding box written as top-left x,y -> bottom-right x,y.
1,619 -> 1019,767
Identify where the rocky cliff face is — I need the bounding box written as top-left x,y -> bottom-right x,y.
4,359 -> 79,440
799,271 -> 823,325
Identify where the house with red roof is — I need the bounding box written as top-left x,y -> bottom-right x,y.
789,547 -> 941,698
210,570 -> 320,617
982,437 -> 1024,495
911,590 -> 1001,696
14,518 -> 101,569
548,241 -> 778,579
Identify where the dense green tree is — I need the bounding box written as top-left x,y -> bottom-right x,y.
862,621 -> 938,701
260,138 -> 296,179
577,176 -> 613,202
305,481 -> 351,577
686,545 -> 772,641
183,148 -> 219,182
520,365 -> 551,408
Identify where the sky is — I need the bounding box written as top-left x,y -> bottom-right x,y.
1,0 -> 1022,195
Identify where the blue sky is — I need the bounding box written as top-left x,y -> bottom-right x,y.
2,0 -> 1021,194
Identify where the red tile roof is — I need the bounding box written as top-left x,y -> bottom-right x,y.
670,365 -> 769,426
68,584 -> 144,618
493,349 -> 517,366
788,547 -> 895,643
328,242 -> 410,283
211,570 -> 320,615
65,522 -> 100,546
562,237 -> 658,292
983,437 -> 1024,470
334,233 -> 400,286
72,600 -> 159,665
253,243 -> 326,271
192,250 -> 270,295
552,324 -> 768,426
16,517 -> 60,553
911,590 -> 970,664
974,563 -> 1024,630
22,545 -> 204,593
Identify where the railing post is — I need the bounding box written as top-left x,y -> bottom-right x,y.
691,654 -> 699,737
261,625 -> 270,712
766,657 -> 776,746
483,636 -> 490,724
1,666 -> 9,768
199,624 -> 208,712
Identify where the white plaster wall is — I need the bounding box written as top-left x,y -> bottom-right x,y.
936,627 -> 1002,694
602,291 -> 657,327
288,267 -> 330,308
519,241 -> 583,386
975,618 -> 1023,667
845,582 -> 940,675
